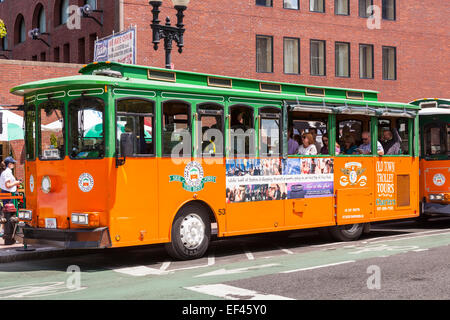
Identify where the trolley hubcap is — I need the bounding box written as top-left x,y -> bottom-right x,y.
180,214 -> 205,250
343,224 -> 359,234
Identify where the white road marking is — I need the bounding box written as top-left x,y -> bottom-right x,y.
281,260 -> 356,274
113,266 -> 169,276
244,249 -> 255,260
196,263 -> 280,278
167,254 -> 216,272
368,231 -> 450,244
160,262 -> 171,271
367,228 -> 450,242
185,284 -> 294,300
278,246 -> 294,254
208,254 -> 215,266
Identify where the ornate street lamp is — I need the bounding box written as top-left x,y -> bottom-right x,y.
149,0 -> 190,69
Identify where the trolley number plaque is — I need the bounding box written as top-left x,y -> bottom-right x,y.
45,218 -> 57,229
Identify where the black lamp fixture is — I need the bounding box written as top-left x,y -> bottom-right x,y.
78,4 -> 104,27
149,0 -> 190,69
28,28 -> 50,47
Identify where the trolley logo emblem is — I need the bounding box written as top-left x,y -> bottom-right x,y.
169,161 -> 216,192
78,173 -> 94,192
433,173 -> 446,187
340,162 -> 367,187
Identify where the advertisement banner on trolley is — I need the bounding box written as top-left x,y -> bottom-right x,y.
226,158 -> 334,203
94,27 -> 136,64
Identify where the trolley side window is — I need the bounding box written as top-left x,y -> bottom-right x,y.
162,101 -> 191,158
117,99 -> 154,157
338,118 -> 363,155
259,107 -> 281,157
39,100 -> 65,160
68,97 -> 105,160
25,104 -> 36,161
198,103 -> 224,158
229,105 -> 255,158
288,111 -> 328,155
379,117 -> 410,155
424,122 -> 449,157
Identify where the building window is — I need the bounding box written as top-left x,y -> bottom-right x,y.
335,0 -> 349,15
38,7 -> 46,32
54,47 -> 60,62
60,0 -> 69,25
15,15 -> 26,44
335,42 -> 350,78
359,0 -> 373,18
256,0 -> 272,6
256,35 -> 273,73
85,0 -> 97,10
63,43 -> 70,63
359,44 -> 374,79
284,0 -> 299,9
2,35 -> 8,51
382,0 -> 396,20
40,52 -> 46,61
310,0 -> 325,12
78,37 -> 86,64
89,33 -> 97,62
284,37 -> 300,74
382,46 -> 396,80
310,40 -> 326,76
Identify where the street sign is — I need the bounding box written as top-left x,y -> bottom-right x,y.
94,27 -> 136,64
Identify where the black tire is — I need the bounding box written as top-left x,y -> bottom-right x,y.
165,204 -> 211,260
328,223 -> 364,242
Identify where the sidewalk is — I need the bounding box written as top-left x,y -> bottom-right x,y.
0,237 -> 67,264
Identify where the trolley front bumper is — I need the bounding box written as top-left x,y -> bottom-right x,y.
423,202 -> 450,215
14,226 -> 112,249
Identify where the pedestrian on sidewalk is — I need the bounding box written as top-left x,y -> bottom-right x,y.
0,157 -> 21,245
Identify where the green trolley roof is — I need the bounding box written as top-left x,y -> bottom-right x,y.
11,62 -> 418,111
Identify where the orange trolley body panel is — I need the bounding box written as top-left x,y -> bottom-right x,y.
419,159 -> 450,214
23,154 -> 420,248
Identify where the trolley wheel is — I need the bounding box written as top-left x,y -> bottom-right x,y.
165,204 -> 211,260
328,223 -> 364,242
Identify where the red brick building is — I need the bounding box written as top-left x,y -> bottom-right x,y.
0,0 -> 448,178
0,0 -> 448,102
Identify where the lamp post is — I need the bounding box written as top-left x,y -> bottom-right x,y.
149,0 -> 190,69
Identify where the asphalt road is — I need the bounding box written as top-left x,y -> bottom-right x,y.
0,217 -> 449,300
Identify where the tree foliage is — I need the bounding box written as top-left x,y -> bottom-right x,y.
0,19 -> 6,39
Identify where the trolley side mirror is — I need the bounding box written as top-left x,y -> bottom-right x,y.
116,133 -> 134,167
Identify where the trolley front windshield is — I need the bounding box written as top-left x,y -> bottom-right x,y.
68,97 -> 105,159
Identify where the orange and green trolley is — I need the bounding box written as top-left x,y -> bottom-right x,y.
11,62 -> 421,259
411,98 -> 450,218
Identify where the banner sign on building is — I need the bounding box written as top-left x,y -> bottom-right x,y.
94,27 -> 136,64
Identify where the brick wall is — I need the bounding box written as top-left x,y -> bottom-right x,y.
0,0 -> 118,63
124,0 -> 450,103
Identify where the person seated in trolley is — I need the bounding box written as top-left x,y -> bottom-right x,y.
288,127 -> 299,155
309,127 -> 323,153
341,134 -> 358,154
320,134 -> 341,155
298,133 -> 318,155
357,131 -> 384,156
381,128 -> 402,155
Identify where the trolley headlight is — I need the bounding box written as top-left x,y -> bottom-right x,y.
71,213 -> 89,225
18,209 -> 32,221
41,176 -> 52,194
429,194 -> 445,201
